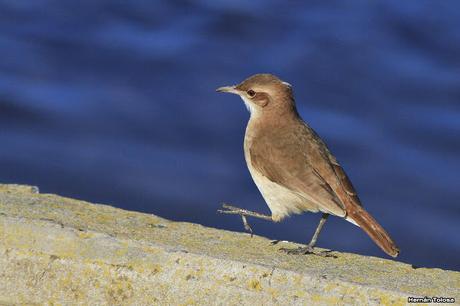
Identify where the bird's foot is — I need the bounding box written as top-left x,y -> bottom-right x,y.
218,204 -> 255,236
279,246 -> 337,258
279,245 -> 314,255
241,215 -> 253,236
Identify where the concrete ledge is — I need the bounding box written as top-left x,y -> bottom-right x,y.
0,184 -> 458,305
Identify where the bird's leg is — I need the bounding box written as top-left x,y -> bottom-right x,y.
218,203 -> 273,236
280,213 -> 336,257
308,213 -> 329,248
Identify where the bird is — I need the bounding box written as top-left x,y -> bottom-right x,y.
216,73 -> 399,258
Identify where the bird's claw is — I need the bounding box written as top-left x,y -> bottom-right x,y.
217,204 -> 243,215
279,246 -> 337,258
241,215 -> 253,237
218,204 -> 254,237
279,245 -> 314,255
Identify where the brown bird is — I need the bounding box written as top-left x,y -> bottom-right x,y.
216,73 -> 399,258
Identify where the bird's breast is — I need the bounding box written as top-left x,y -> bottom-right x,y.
243,125 -> 320,221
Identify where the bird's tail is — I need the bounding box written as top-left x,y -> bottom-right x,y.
348,205 -> 399,257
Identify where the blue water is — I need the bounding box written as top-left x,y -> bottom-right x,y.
1,1 -> 459,271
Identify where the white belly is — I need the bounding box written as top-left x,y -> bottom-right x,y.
243,119 -> 332,222
246,157 -> 321,222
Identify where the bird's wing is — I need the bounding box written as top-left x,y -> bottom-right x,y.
307,125 -> 363,208
249,125 -> 347,217
304,126 -> 400,257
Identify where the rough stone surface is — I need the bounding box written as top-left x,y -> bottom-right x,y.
0,184 -> 458,305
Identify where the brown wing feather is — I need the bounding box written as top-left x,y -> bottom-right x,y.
250,121 -> 399,257
249,125 -> 346,217
310,127 -> 362,207
306,125 -> 399,257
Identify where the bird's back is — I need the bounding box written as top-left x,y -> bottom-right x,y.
244,117 -> 348,220
244,116 -> 399,257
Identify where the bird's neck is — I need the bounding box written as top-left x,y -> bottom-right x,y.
245,107 -> 301,141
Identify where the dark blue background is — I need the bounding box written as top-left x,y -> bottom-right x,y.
1,1 -> 459,271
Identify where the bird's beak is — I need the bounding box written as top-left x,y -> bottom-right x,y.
216,85 -> 239,95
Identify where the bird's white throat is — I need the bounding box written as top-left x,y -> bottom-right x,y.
241,96 -> 259,118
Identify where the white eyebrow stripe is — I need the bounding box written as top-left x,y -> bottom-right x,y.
282,81 -> 292,87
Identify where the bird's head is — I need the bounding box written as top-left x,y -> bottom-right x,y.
216,73 -> 297,117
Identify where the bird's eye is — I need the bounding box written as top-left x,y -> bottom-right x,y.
247,90 -> 256,97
